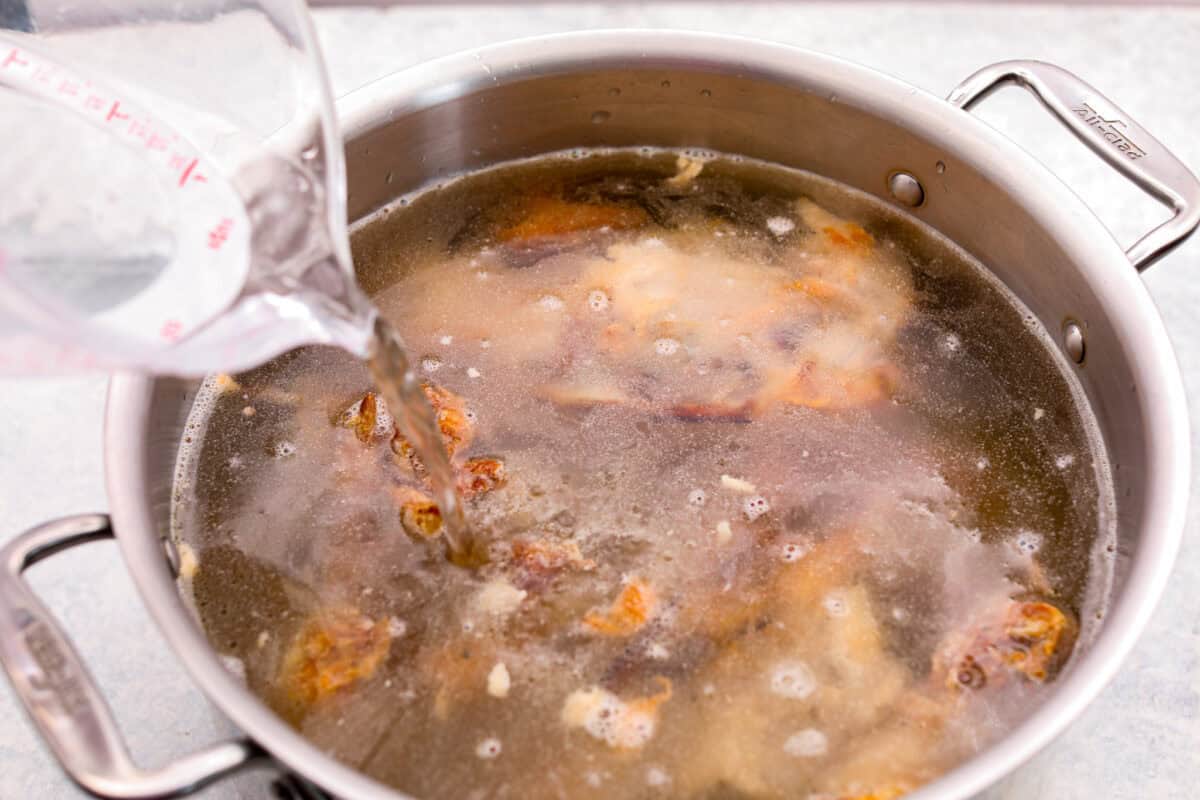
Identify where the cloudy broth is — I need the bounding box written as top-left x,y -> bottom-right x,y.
174,150 -> 1113,800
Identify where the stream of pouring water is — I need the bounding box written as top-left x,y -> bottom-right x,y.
367,315 -> 484,566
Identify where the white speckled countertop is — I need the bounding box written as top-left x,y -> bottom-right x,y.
2,3 -> 1198,798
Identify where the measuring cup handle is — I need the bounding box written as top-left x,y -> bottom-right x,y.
0,514 -> 262,798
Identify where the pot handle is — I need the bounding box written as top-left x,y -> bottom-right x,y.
0,514 -> 262,798
947,60 -> 1200,272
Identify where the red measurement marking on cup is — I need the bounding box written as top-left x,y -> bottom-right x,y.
1,48 -> 28,69
207,218 -> 234,250
160,319 -> 184,342
105,100 -> 128,123
177,158 -> 206,186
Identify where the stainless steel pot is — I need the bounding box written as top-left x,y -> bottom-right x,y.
2,31 -> 1195,800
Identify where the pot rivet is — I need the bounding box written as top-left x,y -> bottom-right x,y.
1063,321 -> 1086,364
888,171 -> 925,207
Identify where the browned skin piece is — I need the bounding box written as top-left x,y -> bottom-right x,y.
508,537 -> 596,592
339,383 -> 475,465
582,578 -> 657,637
391,382 -> 475,466
762,358 -> 899,413
497,196 -> 648,243
335,391 -> 381,444
793,599 -> 1073,798
933,599 -> 1078,692
458,456 -> 506,497
279,609 -> 391,708
394,486 -> 443,540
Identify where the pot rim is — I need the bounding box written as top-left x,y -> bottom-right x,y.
105,29 -> 1189,800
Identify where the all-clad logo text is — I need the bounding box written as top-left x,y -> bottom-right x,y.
1072,103 -> 1147,160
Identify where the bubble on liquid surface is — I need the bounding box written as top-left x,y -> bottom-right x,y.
421,356 -> 441,373
743,495 -> 770,521
1055,454 -> 1076,469
1014,530 -> 1043,555
537,294 -> 565,312
219,655 -> 247,683
781,541 -> 811,563
940,333 -> 962,355
588,289 -> 610,311
822,591 -> 850,617
646,766 -> 671,787
783,728 -> 828,758
475,738 -> 502,759
687,488 -> 707,507
766,216 -> 795,237
770,661 -> 816,699
563,687 -> 659,749
273,441 -> 296,458
655,338 -> 680,356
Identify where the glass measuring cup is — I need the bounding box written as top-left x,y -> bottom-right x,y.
0,0 -> 373,375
